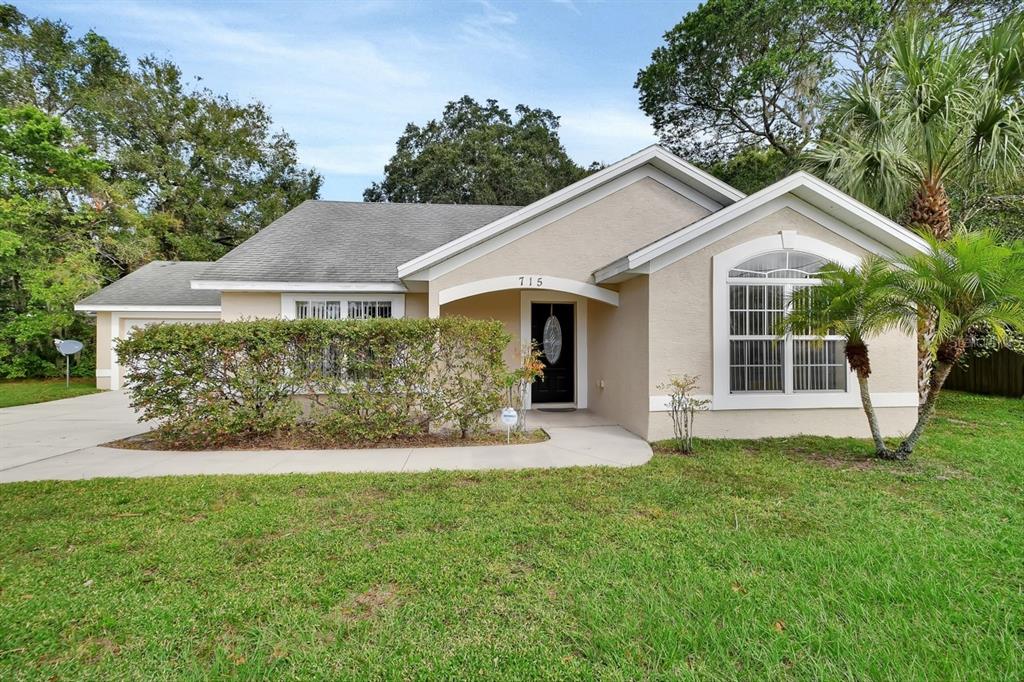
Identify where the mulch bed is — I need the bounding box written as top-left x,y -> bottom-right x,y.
104,428 -> 549,452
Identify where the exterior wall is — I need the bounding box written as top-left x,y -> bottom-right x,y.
648,406 -> 918,440
587,277 -> 650,437
95,312 -> 113,390
431,177 -> 711,311
405,293 -> 428,319
440,290 -> 520,367
645,206 -> 918,439
220,292 -> 282,320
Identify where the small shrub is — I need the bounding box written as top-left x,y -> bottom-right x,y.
116,317 -> 510,446
658,374 -> 709,454
503,342 -> 545,433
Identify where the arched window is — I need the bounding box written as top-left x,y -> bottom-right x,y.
726,250 -> 847,394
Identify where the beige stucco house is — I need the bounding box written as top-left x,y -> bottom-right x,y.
76,146 -> 928,441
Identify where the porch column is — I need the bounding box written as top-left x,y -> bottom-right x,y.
428,286 -> 441,319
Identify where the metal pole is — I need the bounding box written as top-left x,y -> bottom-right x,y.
66,355 -> 70,389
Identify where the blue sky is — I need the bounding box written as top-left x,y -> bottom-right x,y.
32,1 -> 700,199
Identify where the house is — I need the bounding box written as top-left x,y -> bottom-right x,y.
76,146 -> 927,440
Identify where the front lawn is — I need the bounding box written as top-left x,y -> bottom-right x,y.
0,377 -> 100,409
0,392 -> 1021,679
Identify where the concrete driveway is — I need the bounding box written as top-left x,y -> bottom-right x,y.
0,392 -> 652,483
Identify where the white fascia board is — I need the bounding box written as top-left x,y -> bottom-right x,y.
74,304 -> 221,313
190,280 -> 407,293
594,172 -> 930,283
396,145 -> 745,280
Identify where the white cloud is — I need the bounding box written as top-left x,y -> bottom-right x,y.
558,106 -> 657,165
37,0 -> 662,197
300,142 -> 395,176
457,1 -> 523,55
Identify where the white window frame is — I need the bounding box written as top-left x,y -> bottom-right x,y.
281,293 -> 405,320
712,233 -> 861,410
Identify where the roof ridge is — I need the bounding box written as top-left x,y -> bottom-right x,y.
303,199 -> 522,209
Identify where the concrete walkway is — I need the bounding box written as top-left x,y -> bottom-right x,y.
0,391 -> 652,483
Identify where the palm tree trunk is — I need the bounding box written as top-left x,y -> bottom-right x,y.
908,177 -> 951,240
892,361 -> 954,459
908,177 -> 950,408
916,307 -> 935,409
857,373 -> 890,457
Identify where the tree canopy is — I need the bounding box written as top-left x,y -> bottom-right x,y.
364,96 -> 592,206
0,4 -> 321,376
0,106 -> 145,376
0,4 -> 322,263
636,0 -> 1017,166
809,12 -> 1024,240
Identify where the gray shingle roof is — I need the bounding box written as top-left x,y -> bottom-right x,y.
77,261 -> 221,308
197,200 -> 521,284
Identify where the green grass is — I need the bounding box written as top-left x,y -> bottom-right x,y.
0,392 -> 1021,679
0,377 -> 100,408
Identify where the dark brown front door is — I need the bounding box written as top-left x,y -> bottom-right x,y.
531,302 -> 574,404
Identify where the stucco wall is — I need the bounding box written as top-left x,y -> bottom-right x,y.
588,277 -> 650,437
440,290 -> 520,367
648,406 -> 918,440
645,205 -> 918,439
405,293 -> 428,319
430,176 -> 711,311
220,292 -> 281,320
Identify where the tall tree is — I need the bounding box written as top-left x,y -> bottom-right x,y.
365,96 -> 591,205
636,0 -> 1016,166
95,57 -> 322,260
810,13 -> 1024,241
0,5 -> 322,263
809,13 -> 1024,403
0,106 -> 149,376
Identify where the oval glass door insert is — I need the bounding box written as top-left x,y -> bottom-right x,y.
543,314 -> 562,365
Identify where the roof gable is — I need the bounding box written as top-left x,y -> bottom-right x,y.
594,171 -> 930,283
397,146 -> 745,280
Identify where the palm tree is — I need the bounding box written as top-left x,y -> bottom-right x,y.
783,232 -> 1024,460
808,13 -> 1024,404
811,13 -> 1024,240
782,257 -> 906,457
891,231 -> 1024,457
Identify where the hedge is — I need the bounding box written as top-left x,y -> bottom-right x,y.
115,317 -> 511,446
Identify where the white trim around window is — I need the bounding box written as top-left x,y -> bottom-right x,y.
280,293 -> 406,320
712,233 -> 864,410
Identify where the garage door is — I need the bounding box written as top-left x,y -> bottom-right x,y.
115,317 -> 218,388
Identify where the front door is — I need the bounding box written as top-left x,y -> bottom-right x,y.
531,302 -> 575,404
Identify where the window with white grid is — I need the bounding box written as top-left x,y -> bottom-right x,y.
727,251 -> 847,394
294,299 -> 393,320
347,300 -> 392,319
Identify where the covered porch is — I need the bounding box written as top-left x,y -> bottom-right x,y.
427,275 -> 623,411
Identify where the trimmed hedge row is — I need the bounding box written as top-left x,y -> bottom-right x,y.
116,317 -> 511,446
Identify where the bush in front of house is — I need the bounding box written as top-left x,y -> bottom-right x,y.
115,317 -> 511,447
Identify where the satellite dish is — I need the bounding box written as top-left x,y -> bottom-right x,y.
55,339 -> 84,356
53,339 -> 85,389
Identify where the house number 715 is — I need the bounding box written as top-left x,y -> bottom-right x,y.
518,276 -> 544,287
